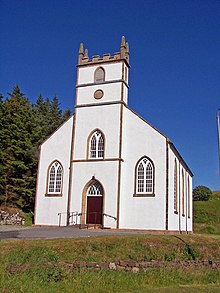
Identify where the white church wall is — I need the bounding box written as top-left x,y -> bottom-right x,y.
180,167 -> 186,231
179,167 -> 193,232
167,145 -> 193,232
187,175 -> 193,231
70,161 -> 119,228
167,148 -> 180,231
35,116 -> 74,226
78,62 -> 123,85
77,82 -> 123,106
122,83 -> 128,104
119,107 -> 167,230
73,104 -> 121,159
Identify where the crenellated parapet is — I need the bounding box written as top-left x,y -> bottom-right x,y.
78,36 -> 129,66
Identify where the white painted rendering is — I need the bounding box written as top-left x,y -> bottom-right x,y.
78,62 -> 124,85
35,37 -> 193,232
119,107 -> 167,230
35,116 -> 74,226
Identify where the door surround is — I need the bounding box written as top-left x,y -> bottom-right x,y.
81,178 -> 105,225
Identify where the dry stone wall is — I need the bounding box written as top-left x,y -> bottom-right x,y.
0,209 -> 24,225
56,259 -> 220,272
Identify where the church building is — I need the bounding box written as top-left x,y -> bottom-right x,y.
35,37 -> 193,233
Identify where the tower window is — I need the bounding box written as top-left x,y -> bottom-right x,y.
134,156 -> 155,196
94,67 -> 105,83
89,130 -> 105,159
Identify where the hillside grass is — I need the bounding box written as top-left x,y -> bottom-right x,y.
194,190 -> 220,235
0,234 -> 220,292
1,191 -> 220,291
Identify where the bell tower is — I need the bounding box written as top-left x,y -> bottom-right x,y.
75,36 -> 130,108
70,37 -> 130,229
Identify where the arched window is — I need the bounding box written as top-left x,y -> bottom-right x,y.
47,161 -> 63,195
89,130 -> 105,159
174,159 -> 178,213
94,67 -> 105,83
135,157 -> 155,196
187,176 -> 190,218
88,181 -> 103,196
182,169 -> 185,216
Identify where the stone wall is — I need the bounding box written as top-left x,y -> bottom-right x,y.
8,259 -> 220,275
0,209 -> 24,225
56,259 -> 220,272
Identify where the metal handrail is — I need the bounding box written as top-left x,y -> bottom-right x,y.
58,211 -> 78,227
57,211 -> 117,227
103,213 -> 117,221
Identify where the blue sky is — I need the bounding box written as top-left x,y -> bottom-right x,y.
1,0 -> 220,190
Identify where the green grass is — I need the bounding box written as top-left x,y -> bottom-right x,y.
24,212 -> 34,226
0,234 -> 220,292
194,190 -> 220,234
1,191 -> 220,292
1,267 -> 220,292
1,234 -> 220,262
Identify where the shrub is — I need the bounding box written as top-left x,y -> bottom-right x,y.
193,185 -> 212,201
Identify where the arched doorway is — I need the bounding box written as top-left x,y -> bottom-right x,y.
82,179 -> 104,225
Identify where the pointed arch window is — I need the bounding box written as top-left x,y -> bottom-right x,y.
182,169 -> 185,216
174,159 -> 178,213
88,181 -> 103,196
134,157 -> 155,196
47,161 -> 63,195
89,130 -> 105,159
94,67 -> 105,83
187,176 -> 190,219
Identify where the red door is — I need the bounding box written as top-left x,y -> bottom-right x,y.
86,196 -> 103,225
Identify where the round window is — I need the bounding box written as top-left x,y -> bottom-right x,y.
94,89 -> 104,100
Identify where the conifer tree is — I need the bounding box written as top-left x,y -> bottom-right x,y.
0,94 -> 4,203
0,86 -> 35,210
0,86 -> 72,211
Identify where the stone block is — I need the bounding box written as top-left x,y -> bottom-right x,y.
109,262 -> 116,270
131,267 -> 139,273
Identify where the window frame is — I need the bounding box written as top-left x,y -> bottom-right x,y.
182,169 -> 185,216
87,129 -> 105,160
174,159 -> 178,214
133,156 -> 155,197
46,160 -> 63,197
187,175 -> 191,219
94,67 -> 105,83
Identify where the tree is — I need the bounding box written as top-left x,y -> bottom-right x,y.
0,86 -> 72,212
0,86 -> 35,210
0,94 -> 5,203
193,185 -> 212,201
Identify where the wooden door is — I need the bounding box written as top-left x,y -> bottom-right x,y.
86,181 -> 103,225
86,196 -> 103,224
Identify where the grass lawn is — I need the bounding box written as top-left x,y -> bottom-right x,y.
0,234 -> 220,292
1,190 -> 220,292
194,190 -> 220,234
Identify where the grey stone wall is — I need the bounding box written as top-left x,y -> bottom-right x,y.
0,209 -> 24,225
56,259 -> 220,272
